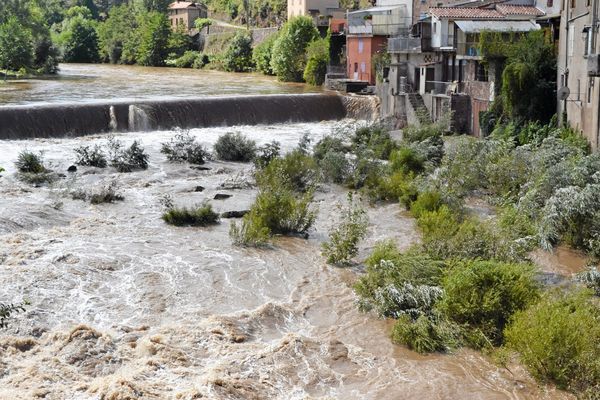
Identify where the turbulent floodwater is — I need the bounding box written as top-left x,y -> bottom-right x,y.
0,122 -> 571,399
0,64 -> 320,106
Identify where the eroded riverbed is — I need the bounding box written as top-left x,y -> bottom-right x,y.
0,122 -> 572,399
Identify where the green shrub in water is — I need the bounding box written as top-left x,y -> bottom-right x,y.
321,192 -> 368,265
15,151 -> 46,173
505,290 -> 600,394
214,132 -> 257,162
162,202 -> 220,227
161,131 -> 210,164
256,149 -> 319,193
439,260 -> 539,347
313,135 -> 349,161
319,151 -> 351,184
391,313 -> 462,353
74,145 -> 108,168
108,138 -> 149,172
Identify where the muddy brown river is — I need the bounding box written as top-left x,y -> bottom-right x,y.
0,121 -> 575,399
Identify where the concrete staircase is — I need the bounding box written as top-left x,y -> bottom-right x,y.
407,93 -> 432,126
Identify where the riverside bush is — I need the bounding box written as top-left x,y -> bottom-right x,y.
313,136 -> 349,161
303,37 -> 328,86
319,151 -> 351,184
214,132 -> 257,162
252,33 -> 277,75
162,202 -> 220,227
108,138 -> 149,172
409,191 -> 443,219
222,31 -> 253,72
74,144 -> 108,168
389,147 -> 425,175
321,192 -> 368,264
351,125 -> 397,160
161,131 -> 209,164
505,290 -> 600,394
439,260 -> 539,347
73,180 -> 124,204
391,313 -> 462,353
0,301 -> 28,329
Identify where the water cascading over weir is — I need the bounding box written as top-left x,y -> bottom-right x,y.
0,94 -> 362,139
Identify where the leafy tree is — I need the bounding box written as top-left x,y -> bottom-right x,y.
270,16 -> 319,82
136,0 -> 171,12
222,31 -> 253,72
194,17 -> 213,31
303,37 -> 329,86
57,7 -> 100,63
0,16 -> 33,72
97,4 -> 137,63
136,11 -> 170,66
168,23 -> 192,58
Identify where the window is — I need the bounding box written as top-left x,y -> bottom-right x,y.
354,63 -> 358,72
547,0 -> 553,6
588,79 -> 593,103
475,61 -> 488,82
584,27 -> 592,56
433,22 -> 437,33
358,39 -> 364,54
571,0 -> 576,8
577,79 -> 581,101
361,62 -> 366,73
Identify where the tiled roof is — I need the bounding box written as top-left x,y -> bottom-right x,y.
495,5 -> 545,16
429,7 -> 504,19
169,1 -> 205,10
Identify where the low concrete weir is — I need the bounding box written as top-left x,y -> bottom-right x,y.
0,94 -> 348,139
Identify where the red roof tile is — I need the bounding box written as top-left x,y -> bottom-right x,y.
495,5 -> 545,16
429,7 -> 504,19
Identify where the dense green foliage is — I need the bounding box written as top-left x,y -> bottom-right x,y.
15,151 -> 46,173
505,290 -> 600,394
108,137 -> 149,172
480,30 -> 557,126
0,0 -> 58,74
55,6 -> 99,63
252,32 -> 277,75
135,11 -> 170,66
271,16 -> 319,82
303,37 -> 329,86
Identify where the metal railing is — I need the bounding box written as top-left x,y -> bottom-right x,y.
439,34 -> 455,48
388,36 -> 422,53
456,42 -> 482,57
348,23 -> 409,36
326,65 -> 346,75
425,81 -> 453,95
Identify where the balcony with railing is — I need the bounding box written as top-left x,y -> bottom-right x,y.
388,36 -> 422,53
425,81 -> 453,95
456,42 -> 482,58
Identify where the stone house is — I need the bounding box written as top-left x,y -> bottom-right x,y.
384,0 -> 544,135
558,0 -> 600,149
168,1 -> 208,32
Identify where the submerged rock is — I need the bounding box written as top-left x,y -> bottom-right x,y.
220,210 -> 249,219
191,166 -> 211,171
67,165 -> 77,173
193,186 -> 205,192
213,193 -> 232,200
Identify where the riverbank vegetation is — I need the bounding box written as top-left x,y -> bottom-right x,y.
311,118 -> 600,397
162,201 -> 220,227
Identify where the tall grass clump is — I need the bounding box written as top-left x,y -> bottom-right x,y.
74,145 -> 108,168
321,192 -> 368,265
161,131 -> 210,164
214,132 -> 257,162
162,201 -> 220,227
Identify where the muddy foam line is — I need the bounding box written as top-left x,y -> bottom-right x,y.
0,122 -> 571,399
